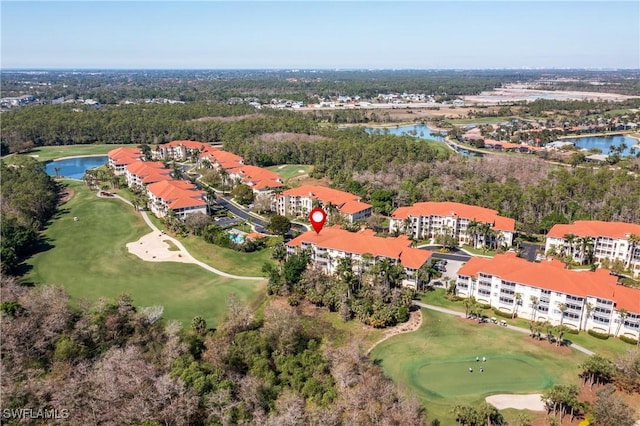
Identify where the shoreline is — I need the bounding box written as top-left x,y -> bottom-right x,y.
43,153 -> 109,162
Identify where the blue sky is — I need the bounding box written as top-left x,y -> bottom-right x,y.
1,1 -> 639,69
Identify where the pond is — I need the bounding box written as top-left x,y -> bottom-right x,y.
366,124 -> 483,157
566,134 -> 638,157
45,155 -> 108,179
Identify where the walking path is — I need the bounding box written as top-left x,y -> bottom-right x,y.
99,191 -> 264,281
413,301 -> 595,356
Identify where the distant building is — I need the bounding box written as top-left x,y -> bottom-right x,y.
390,201 -> 515,247
275,185 -> 372,223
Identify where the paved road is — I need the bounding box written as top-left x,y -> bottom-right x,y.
520,242 -> 544,262
418,245 -> 472,263
413,301 -> 595,356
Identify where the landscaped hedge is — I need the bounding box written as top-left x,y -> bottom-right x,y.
492,308 -> 515,319
587,329 -> 610,340
619,335 -> 638,345
565,328 -> 580,335
480,303 -> 492,309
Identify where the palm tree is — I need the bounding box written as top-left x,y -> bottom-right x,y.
626,233 -> 640,269
512,292 -> 522,319
581,302 -> 594,331
616,308 -> 629,336
466,219 -> 480,248
478,222 -> 492,250
558,303 -> 568,327
463,296 -> 477,318
530,295 -> 539,321
563,233 -> 577,262
577,236 -> 595,265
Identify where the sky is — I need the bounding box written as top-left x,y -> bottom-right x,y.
1,1 -> 639,69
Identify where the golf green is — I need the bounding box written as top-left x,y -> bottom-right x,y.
410,357 -> 552,399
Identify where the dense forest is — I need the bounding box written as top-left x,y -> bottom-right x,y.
0,277 -> 425,425
3,69 -> 639,104
0,157 -> 59,275
3,102 -> 640,234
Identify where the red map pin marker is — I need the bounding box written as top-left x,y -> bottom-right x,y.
309,207 -> 327,234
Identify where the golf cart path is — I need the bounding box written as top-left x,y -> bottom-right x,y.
413,302 -> 595,356
100,192 -> 264,281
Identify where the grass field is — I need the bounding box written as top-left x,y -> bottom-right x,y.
446,116 -> 518,126
266,164 -> 313,183
180,235 -> 273,277
15,144 -> 131,162
370,308 -> 586,423
25,180 -> 266,326
419,288 -> 634,359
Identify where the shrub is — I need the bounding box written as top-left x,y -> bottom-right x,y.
492,308 -> 513,318
565,328 -> 580,335
619,335 -> 638,345
587,329 -> 610,340
480,303 -> 492,309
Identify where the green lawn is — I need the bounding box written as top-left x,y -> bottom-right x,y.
180,235 -> 273,277
420,288 -> 633,359
25,180 -> 265,327
16,144 -> 131,162
266,164 -> 313,183
370,309 -> 586,423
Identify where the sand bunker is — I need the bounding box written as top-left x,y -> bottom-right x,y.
485,394 -> 545,411
126,231 -> 194,263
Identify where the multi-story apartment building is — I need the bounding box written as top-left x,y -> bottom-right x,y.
286,225 -> 433,288
275,185 -> 372,223
545,221 -> 640,277
125,161 -> 172,188
151,140 -> 212,161
389,202 -> 515,247
456,252 -> 640,339
108,147 -> 143,174
226,165 -> 284,195
146,180 -> 207,219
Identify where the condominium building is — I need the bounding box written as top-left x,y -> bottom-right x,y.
390,201 -> 515,247
108,147 -> 143,174
456,252 -> 640,339
275,185 -> 372,223
545,221 -> 640,276
287,225 -> 433,288
146,180 -> 207,219
125,161 -> 172,188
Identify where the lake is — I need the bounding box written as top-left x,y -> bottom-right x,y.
565,135 -> 637,156
45,155 -> 108,179
366,124 -> 483,156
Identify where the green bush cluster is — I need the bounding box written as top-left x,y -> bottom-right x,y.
587,329 -> 610,340
619,335 -> 638,345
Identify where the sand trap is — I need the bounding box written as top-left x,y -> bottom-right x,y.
298,169 -> 304,173
126,231 -> 195,263
485,394 -> 545,411
278,165 -> 286,169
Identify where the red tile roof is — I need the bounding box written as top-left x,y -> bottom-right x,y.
547,221 -> 640,240
391,201 -> 515,232
458,252 -> 639,313
163,140 -> 211,150
280,185 -> 372,215
287,225 -> 432,269
108,147 -> 142,165
147,180 -> 206,210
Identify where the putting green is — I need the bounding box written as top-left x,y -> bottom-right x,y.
410,356 -> 552,399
